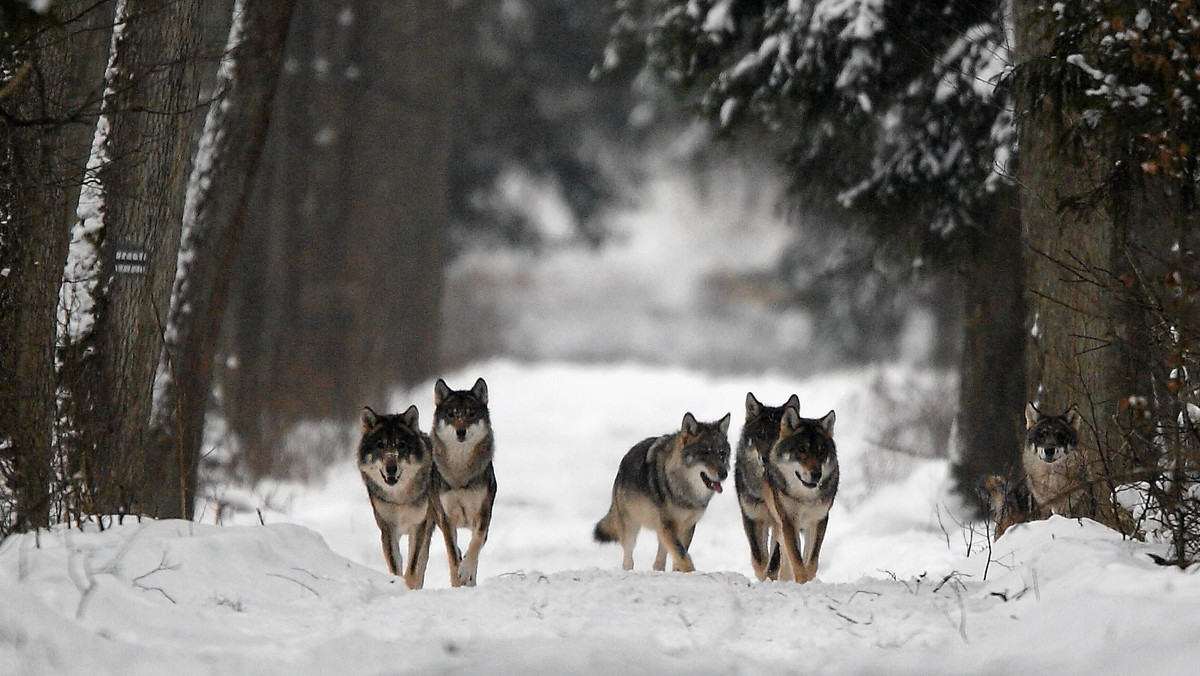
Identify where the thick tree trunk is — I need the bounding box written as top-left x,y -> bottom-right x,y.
951,188 -> 1026,514
223,0 -> 457,478
1014,0 -> 1136,529
147,0 -> 296,519
62,0 -> 206,517
345,0 -> 457,401
0,1 -> 113,531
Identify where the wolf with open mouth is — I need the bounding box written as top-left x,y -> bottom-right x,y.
593,411 -> 731,573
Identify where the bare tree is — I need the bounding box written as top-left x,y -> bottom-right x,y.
57,0 -> 207,517
223,0 -> 460,479
0,0 -> 113,531
146,0 -> 297,518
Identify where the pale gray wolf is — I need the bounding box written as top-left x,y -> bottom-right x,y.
978,474 -> 1035,540
430,377 -> 497,588
735,392 -> 800,581
593,412 -> 731,573
357,405 -> 436,589
1022,402 -> 1085,518
762,406 -> 839,583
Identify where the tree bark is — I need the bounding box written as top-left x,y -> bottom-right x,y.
61,0 -> 206,517
1014,0 -> 1137,528
0,1 -> 113,531
147,0 -> 296,519
951,188 -> 1026,514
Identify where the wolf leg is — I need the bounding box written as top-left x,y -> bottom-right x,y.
433,496 -> 463,587
741,512 -> 771,581
457,488 -> 494,587
656,522 -> 695,573
799,516 -> 829,583
619,518 -> 638,571
672,523 -> 697,572
380,527 -> 403,577
404,514 -> 434,590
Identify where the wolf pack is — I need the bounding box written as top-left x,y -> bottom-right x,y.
358,377 -> 1092,590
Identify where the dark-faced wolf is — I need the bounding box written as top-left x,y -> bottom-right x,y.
593,412 -> 731,573
735,392 -> 800,581
430,377 -> 497,588
1023,402 -> 1085,518
357,405 -> 436,589
762,406 -> 839,584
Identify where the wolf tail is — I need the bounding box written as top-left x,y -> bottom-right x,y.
593,508 -> 620,544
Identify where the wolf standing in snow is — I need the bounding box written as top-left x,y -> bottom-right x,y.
357,405 -> 436,589
1022,402 -> 1087,518
735,392 -> 800,581
762,406 -> 839,584
594,412 -> 731,573
430,377 -> 497,588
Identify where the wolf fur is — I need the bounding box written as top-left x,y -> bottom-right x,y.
1022,402 -> 1086,518
978,474 -> 1035,540
735,392 -> 800,581
430,377 -> 497,588
762,407 -> 839,584
594,412 -> 731,573
357,405 -> 436,589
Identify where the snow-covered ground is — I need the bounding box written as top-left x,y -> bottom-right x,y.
4,361 -> 1199,674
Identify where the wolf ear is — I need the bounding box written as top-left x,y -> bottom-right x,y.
1065,404 -> 1081,430
401,404 -> 419,429
745,392 -> 762,419
472,377 -> 488,405
780,406 -> 801,435
681,412 -> 700,435
360,407 -> 379,434
1025,402 -> 1041,429
818,410 -> 836,436
785,394 -> 800,411
434,379 -> 451,406
717,412 -> 731,435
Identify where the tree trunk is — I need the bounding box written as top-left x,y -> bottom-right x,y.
0,1 -> 113,531
222,0 -> 457,479
951,188 -> 1026,515
61,0 -> 206,517
345,0 -> 457,401
1014,0 -> 1136,528
147,0 -> 296,519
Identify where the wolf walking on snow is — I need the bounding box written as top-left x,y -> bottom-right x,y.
761,406 -> 839,584
594,412 -> 731,573
430,377 -> 498,588
735,392 -> 801,581
357,405 -> 436,590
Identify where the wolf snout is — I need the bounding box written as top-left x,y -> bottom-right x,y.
383,459 -> 400,485
796,467 -> 821,488
1040,446 -> 1059,462
455,428 -> 468,442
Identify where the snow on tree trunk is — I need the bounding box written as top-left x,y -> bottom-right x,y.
148,0 -> 296,519
0,0 -> 113,532
57,0 -> 206,519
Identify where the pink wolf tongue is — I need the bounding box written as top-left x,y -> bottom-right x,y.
712,481 -> 723,493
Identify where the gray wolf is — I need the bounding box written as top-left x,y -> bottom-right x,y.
430,377 -> 497,588
978,474 -> 1035,540
762,406 -> 839,583
593,412 -> 731,573
357,405 -> 436,589
735,392 -> 800,581
1022,402 -> 1085,518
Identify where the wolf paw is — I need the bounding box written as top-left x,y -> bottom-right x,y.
457,559 -> 478,587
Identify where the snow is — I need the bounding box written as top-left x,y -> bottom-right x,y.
4,360 -> 1200,674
